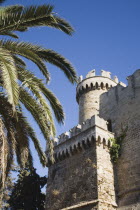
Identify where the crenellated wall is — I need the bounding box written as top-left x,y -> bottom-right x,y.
46,115 -> 117,210
51,116 -> 113,161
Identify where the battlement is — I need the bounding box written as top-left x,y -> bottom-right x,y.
99,70 -> 140,108
78,69 -> 119,83
127,69 -> 140,88
48,116 -> 114,164
55,116 -> 107,145
76,70 -> 119,102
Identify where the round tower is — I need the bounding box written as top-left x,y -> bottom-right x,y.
76,69 -> 118,124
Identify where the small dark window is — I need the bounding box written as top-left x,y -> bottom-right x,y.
107,119 -> 112,132
101,82 -> 104,89
82,86 -> 84,92
106,83 -> 109,89
95,82 -> 98,89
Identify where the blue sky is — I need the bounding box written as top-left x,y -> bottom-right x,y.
6,0 -> 140,176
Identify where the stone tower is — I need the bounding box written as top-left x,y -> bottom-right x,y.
77,69 -> 118,124
46,69 -> 140,210
46,70 -> 118,210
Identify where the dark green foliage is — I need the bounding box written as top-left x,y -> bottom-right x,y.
0,164 -> 18,209
109,138 -> 120,162
8,168 -> 47,210
109,126 -> 128,163
1,174 -> 14,209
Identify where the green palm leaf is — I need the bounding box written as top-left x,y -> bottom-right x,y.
0,48 -> 19,109
19,87 -> 55,162
12,112 -> 32,168
0,40 -> 50,81
22,117 -> 47,167
17,66 -> 65,123
20,87 -> 55,138
0,5 -> 74,35
0,31 -> 19,38
0,40 -> 77,83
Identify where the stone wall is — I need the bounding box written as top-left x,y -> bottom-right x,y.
46,116 -> 117,210
100,69 -> 140,208
46,144 -> 98,210
97,143 -> 116,207
46,69 -> 140,209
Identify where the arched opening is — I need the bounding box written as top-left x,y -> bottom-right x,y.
91,136 -> 95,145
87,138 -> 91,147
91,83 -> 93,89
106,83 -> 109,89
86,84 -> 88,90
62,151 -> 66,159
82,86 -> 84,92
66,149 -> 69,157
98,136 -> 101,144
101,82 -> 104,89
73,145 -> 77,154
103,138 -> 106,146
107,119 -> 112,132
95,82 -> 98,89
82,140 -> 86,149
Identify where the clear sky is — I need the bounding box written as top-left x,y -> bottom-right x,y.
6,0 -> 140,176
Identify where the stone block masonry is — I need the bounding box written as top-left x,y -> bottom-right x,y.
46,69 -> 140,210
46,115 -> 117,209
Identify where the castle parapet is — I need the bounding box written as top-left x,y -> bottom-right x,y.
58,132 -> 69,144
69,124 -> 81,137
76,70 -> 119,103
101,70 -> 111,78
47,116 -> 114,165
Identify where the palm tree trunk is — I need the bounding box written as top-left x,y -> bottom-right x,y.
0,119 -> 8,208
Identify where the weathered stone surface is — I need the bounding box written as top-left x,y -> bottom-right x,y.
100,70 -> 140,208
46,144 -> 98,210
46,121 -> 116,209
46,70 -> 140,210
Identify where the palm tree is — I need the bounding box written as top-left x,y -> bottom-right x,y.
0,0 -> 77,195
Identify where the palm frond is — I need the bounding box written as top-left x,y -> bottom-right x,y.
21,117 -> 47,167
0,31 -> 19,38
0,48 -> 19,109
47,15 -> 75,35
0,40 -> 77,83
13,55 -> 26,67
0,94 -> 33,170
20,87 -> 55,137
0,94 -> 17,174
37,49 -> 77,84
0,4 -> 74,35
19,87 -> 55,161
2,5 -> 23,13
17,66 -> 65,123
0,40 -> 50,81
12,112 -> 31,168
